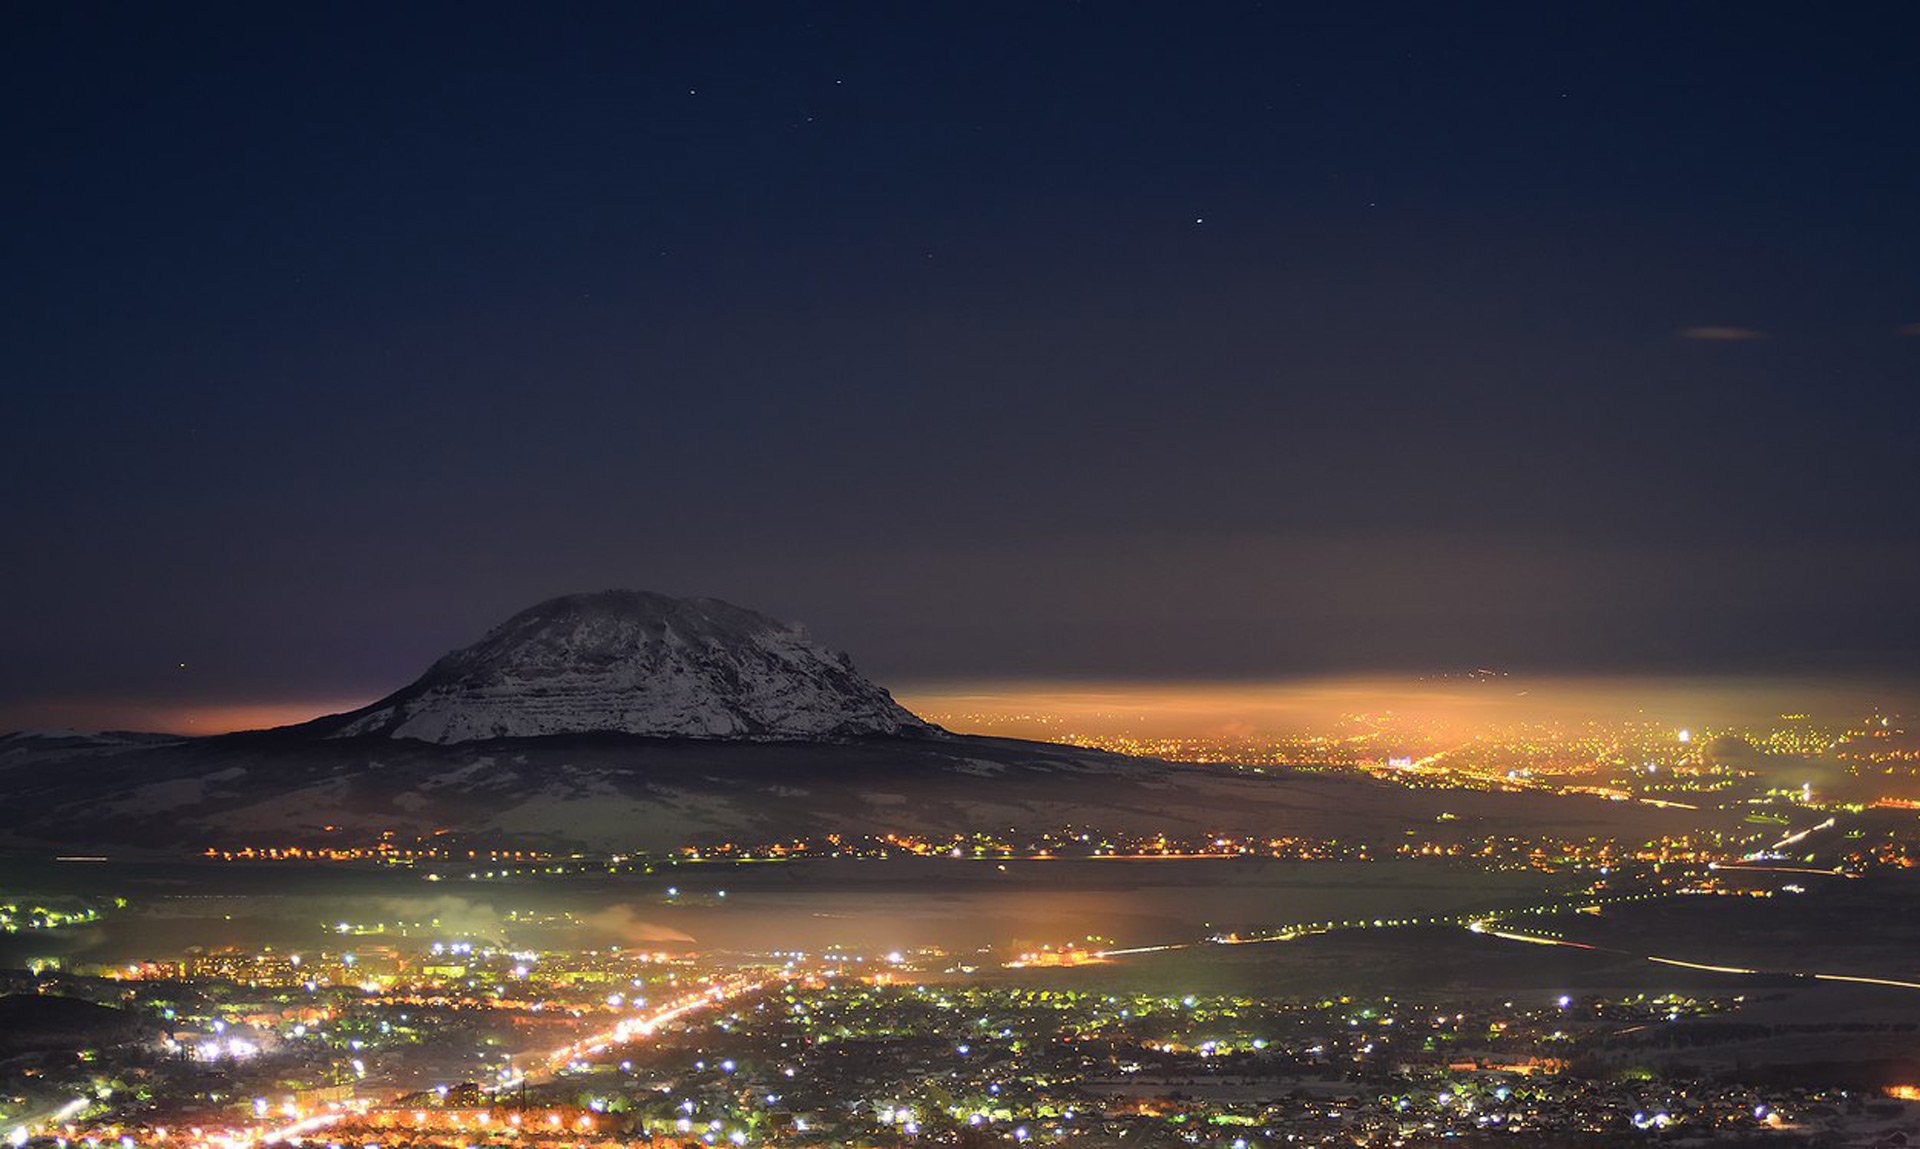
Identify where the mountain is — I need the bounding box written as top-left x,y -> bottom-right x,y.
304,591 -> 931,743
0,592 -> 1720,856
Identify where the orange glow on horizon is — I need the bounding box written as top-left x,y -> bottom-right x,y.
897,673 -> 1918,742
3,673 -> 1913,742
0,697 -> 369,735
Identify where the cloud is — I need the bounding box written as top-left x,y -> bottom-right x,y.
1899,323 -> 1920,337
361,896 -> 508,943
1677,325 -> 1767,342
579,904 -> 698,945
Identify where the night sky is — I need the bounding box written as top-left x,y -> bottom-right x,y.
5,3 -> 1918,728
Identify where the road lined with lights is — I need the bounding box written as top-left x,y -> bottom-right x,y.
1469,921 -> 1920,991
1071,889 -> 1682,968
13,970 -> 793,1149
497,969 -> 789,1090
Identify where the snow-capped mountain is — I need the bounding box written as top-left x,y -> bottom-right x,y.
0,592 -> 1714,855
310,591 -> 933,743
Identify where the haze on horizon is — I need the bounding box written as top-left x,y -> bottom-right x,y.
8,669 -> 1917,747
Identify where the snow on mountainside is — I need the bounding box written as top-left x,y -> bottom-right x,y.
0,592 -> 1728,855
311,590 -> 933,743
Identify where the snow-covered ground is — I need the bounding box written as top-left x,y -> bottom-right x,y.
317,590 -> 930,742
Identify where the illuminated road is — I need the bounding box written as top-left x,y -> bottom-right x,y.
1080,890 -> 1679,965
252,1110 -> 350,1147
1710,863 -> 1846,877
1744,816 -> 1839,861
8,1097 -> 91,1148
30,972 -> 796,1149
496,970 -> 788,1090
1466,921 -> 1920,991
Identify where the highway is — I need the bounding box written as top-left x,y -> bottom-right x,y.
496,969 -> 788,1091
1467,920 -> 1920,992
61,970 -> 794,1149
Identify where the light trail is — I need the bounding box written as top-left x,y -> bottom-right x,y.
1647,955 -> 1760,975
10,1097 -> 90,1147
1709,863 -> 1847,877
1083,892 -> 1677,966
1213,930 -> 1313,946
1813,972 -> 1920,990
1467,915 -> 1920,994
1485,928 -> 1595,950
1759,817 -> 1836,854
1093,942 -> 1191,957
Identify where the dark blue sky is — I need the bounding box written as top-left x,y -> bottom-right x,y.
4,2 -> 1918,723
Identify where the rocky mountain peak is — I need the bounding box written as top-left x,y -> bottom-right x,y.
316,591 -> 932,743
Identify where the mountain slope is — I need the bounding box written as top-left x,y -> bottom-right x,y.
307,591 -> 930,743
0,726 -> 1722,856
0,591 -> 1732,856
